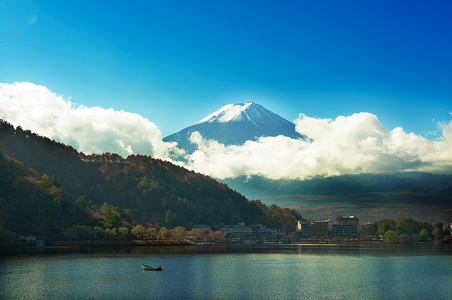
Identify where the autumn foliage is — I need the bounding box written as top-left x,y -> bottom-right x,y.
0,120 -> 301,239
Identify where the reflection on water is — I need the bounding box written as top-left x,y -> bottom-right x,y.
8,242 -> 450,256
1,244 -> 451,299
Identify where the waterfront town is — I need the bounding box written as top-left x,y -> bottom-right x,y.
197,216 -> 363,243
188,216 -> 452,244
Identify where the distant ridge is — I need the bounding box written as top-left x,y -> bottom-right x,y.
164,102 -> 304,153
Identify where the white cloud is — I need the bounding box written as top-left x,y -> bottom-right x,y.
1,82 -> 451,180
183,112 -> 452,180
0,82 -> 182,159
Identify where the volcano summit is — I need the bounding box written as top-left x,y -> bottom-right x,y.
164,102 -> 304,153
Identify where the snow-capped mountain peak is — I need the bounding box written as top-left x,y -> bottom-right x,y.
164,102 -> 304,153
194,102 -> 254,124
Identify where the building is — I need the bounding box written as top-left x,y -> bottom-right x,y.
220,223 -> 286,241
296,221 -> 311,237
219,223 -> 251,239
269,228 -> 278,239
277,229 -> 287,238
330,216 -> 359,237
336,216 -> 359,226
249,224 -> 276,239
310,220 -> 330,237
249,224 -> 263,237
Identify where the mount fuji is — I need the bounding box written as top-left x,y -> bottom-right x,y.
164,102 -> 304,153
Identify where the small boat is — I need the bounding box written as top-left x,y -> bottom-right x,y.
142,265 -> 163,271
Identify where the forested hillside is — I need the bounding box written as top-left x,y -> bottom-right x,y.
0,120 -> 301,233
0,150 -> 88,238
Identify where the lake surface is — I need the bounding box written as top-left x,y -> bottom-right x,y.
1,244 -> 451,299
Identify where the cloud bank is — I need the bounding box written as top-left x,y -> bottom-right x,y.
0,82 -> 181,159
184,113 -> 452,180
1,82 -> 451,180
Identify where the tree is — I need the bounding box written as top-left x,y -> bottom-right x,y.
169,229 -> 176,240
146,227 -> 158,240
174,226 -> 187,240
395,217 -> 422,235
208,230 -> 224,242
131,225 -> 146,239
378,219 -> 396,235
384,230 -> 398,242
105,228 -> 117,240
420,228 -> 429,238
100,203 -> 134,228
188,228 -> 206,241
362,223 -> 377,235
76,196 -> 88,208
64,225 -> 93,240
157,227 -> 170,240
81,225 -> 93,239
118,226 -> 129,240
76,196 -> 95,210
93,226 -> 104,240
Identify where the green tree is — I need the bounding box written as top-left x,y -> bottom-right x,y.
131,225 -> 146,239
64,225 -> 94,240
76,196 -> 88,208
420,228 -> 429,238
93,226 -> 104,240
76,196 -> 95,210
395,217 -> 422,235
384,230 -> 398,242
81,225 -> 93,239
146,227 -> 158,240
100,203 -> 134,228
118,226 -> 129,240
378,219 -> 396,235
157,227 -> 170,240
105,228 -> 117,240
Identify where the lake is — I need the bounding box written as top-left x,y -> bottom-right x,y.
1,244 -> 451,299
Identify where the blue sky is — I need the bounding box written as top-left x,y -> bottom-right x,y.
1,0 -> 451,137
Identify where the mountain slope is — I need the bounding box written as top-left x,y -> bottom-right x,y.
164,102 -> 304,153
223,174 -> 452,224
0,150 -> 88,237
0,120 -> 301,230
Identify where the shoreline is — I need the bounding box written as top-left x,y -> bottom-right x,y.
0,239 -> 195,254
2,238 -> 449,252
